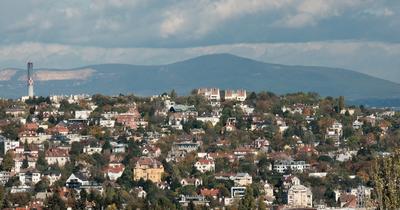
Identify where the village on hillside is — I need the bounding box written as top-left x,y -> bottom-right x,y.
0,88 -> 399,210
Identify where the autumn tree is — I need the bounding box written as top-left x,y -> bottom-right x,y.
372,150 -> 400,209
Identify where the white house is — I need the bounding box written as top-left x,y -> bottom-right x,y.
19,170 -> 41,185
194,159 -> 215,173
83,145 -> 103,155
273,160 -> 310,173
105,163 -> 125,181
75,110 -> 92,120
99,119 -> 115,128
3,138 -> 20,154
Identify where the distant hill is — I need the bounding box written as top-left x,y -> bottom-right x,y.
1,53 -> 400,105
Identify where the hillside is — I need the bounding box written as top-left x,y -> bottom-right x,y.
1,54 -> 400,104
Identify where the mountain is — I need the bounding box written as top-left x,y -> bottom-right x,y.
1,53 -> 400,104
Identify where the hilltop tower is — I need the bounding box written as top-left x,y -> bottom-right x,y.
27,62 -> 34,98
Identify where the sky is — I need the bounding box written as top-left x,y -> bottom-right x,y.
0,0 -> 399,82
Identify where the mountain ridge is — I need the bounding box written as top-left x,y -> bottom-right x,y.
1,53 -> 400,104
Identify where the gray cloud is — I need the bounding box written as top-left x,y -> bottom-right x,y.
0,0 -> 399,82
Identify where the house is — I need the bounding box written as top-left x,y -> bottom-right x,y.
14,154 -> 37,173
224,117 -> 237,132
194,159 -> 215,173
43,172 -> 62,185
133,186 -> 147,199
167,141 -> 200,162
180,178 -> 203,187
262,181 -> 275,205
0,171 -> 11,185
141,145 -> 161,158
2,138 -> 20,154
178,195 -> 209,207
196,115 -> 220,126
105,163 -> 125,181
50,122 -> 69,135
18,131 -> 44,144
287,182 -> 313,208
353,119 -> 364,130
339,194 -> 357,208
116,108 -> 141,130
273,160 -> 310,173
45,148 -> 70,166
19,169 -> 41,185
197,88 -> 221,101
74,110 -> 92,120
230,173 -> 253,186
200,188 -> 220,199
223,89 -> 247,101
65,173 -> 89,188
234,147 -> 257,159
99,119 -> 115,128
326,121 -> 343,144
133,157 -> 164,183
83,145 -> 103,155
110,142 -> 127,153
5,107 -> 26,117
254,137 -> 270,153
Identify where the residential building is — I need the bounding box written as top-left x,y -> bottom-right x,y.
287,181 -> 313,208
273,160 -> 310,173
133,157 -> 164,183
194,159 -> 215,173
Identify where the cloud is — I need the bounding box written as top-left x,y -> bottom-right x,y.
362,8 -> 394,17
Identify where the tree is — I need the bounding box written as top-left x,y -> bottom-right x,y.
44,192 -> 66,210
257,197 -> 266,210
1,151 -> 14,171
338,96 -> 345,111
238,187 -> 255,210
21,156 -> 29,169
34,179 -> 50,193
36,151 -> 48,172
372,150 -> 400,209
170,89 -> 177,99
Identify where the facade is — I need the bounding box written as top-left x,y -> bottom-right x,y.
194,159 -> 215,173
273,160 -> 310,173
45,148 -> 70,166
3,138 -> 20,154
223,89 -> 247,101
105,163 -> 125,181
133,157 -> 164,183
197,88 -> 221,101
230,173 -> 253,186
287,183 -> 313,208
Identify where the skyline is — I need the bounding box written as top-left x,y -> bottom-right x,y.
0,0 -> 399,82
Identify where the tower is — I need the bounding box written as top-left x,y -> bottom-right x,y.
27,62 -> 34,98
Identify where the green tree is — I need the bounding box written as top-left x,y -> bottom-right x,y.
258,197 -> 266,210
44,192 -> 66,210
1,151 -> 14,171
238,187 -> 256,210
338,96 -> 345,111
36,151 -> 48,172
21,156 -> 29,169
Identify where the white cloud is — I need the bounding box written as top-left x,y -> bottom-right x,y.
160,12 -> 186,38
277,0 -> 364,28
363,8 -> 394,17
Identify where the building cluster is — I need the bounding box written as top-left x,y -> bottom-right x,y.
0,87 -> 396,209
